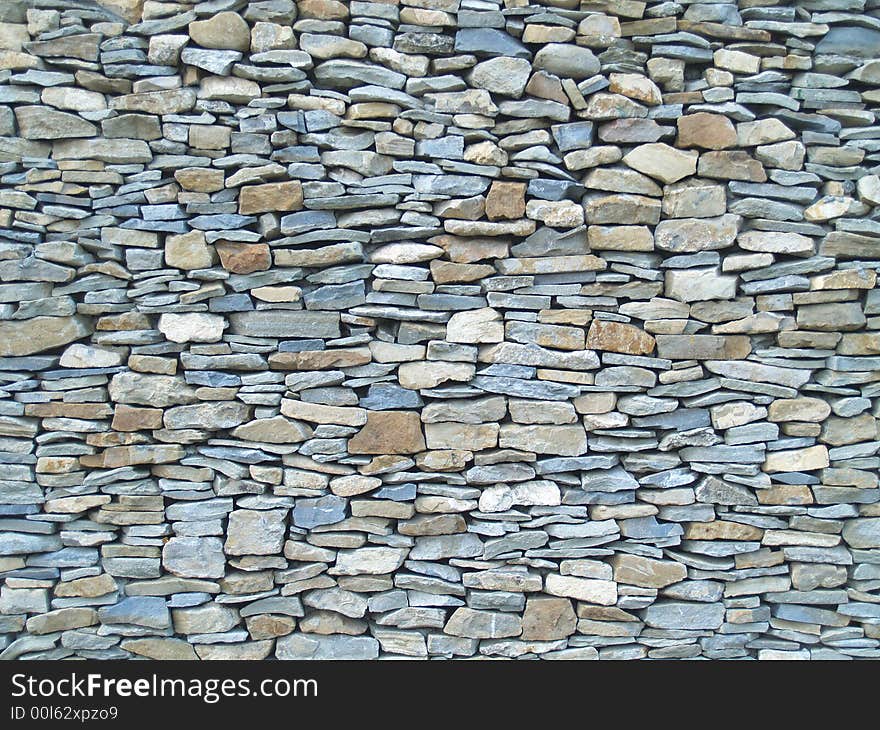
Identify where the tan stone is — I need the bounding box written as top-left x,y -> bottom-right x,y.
757,484 -> 814,505
44,495 -> 111,513
424,423 -> 499,451
811,268 -> 876,291
498,424 -> 588,456
122,638 -> 198,660
622,143 -> 698,183
525,199 -> 584,227
521,597 -> 577,640
763,445 -> 829,473
446,308 -> 504,344
399,514 -> 467,536
0,316 -> 93,357
270,348 -> 371,370
430,260 -> 495,284
544,574 -> 617,605
683,520 -> 764,541
330,475 -> 382,497
697,150 -> 767,182
239,181 -> 303,214
737,119 -> 795,147
174,167 -> 224,192
165,230 -> 215,270
298,0 -> 350,20
676,112 -> 737,150
111,405 -> 164,431
231,416 -> 312,444
189,12 -> 251,52
280,399 -> 367,427
54,574 -> 117,598
25,402 -> 113,419
252,286 -> 302,303
247,615 -> 296,640
348,411 -> 426,455
768,397 -> 831,423
26,608 -> 97,634
485,181 -> 526,221
586,320 -> 655,355
608,72 -> 662,105
189,125 -> 230,150
820,414 -> 878,447
587,225 -> 654,252
655,334 -> 750,360
714,48 -> 760,74
99,0 -> 143,23
398,361 -> 475,389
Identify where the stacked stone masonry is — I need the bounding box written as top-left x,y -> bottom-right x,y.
1,0 -> 880,661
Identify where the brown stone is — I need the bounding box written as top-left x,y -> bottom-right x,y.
112,405 -> 164,432
348,411 -> 426,455
586,320 -> 655,355
239,181 -> 304,215
676,112 -> 737,150
216,241 -> 271,274
485,181 -> 526,221
520,597 -> 577,640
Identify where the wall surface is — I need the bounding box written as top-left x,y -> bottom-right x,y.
1,0 -> 880,661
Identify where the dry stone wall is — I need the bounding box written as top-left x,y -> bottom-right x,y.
1,0 -> 880,661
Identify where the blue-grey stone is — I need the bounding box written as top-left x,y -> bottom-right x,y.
98,597 -> 170,629
293,495 -> 347,529
454,29 -> 530,59
360,383 -> 423,410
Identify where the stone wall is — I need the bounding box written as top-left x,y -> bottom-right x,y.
1,0 -> 879,661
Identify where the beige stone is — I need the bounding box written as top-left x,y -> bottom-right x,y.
189,12 -> 251,52
623,143 -> 698,183
545,574 -> 617,605
763,445 -> 830,473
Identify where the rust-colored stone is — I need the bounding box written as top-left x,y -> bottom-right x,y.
216,241 -> 271,274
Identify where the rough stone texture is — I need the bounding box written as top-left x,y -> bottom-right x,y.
0,0 -> 878,664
